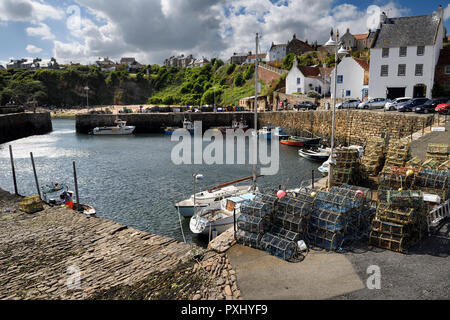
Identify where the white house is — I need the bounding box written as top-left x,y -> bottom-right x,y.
245,53 -> 266,64
268,43 -> 287,62
330,56 -> 369,100
286,57 -> 331,95
368,7 -> 445,99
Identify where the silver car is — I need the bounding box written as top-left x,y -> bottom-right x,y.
384,97 -> 411,111
336,99 -> 361,109
358,98 -> 390,109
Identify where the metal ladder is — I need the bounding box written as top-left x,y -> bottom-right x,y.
427,199 -> 450,235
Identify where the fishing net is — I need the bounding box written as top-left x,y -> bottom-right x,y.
260,233 -> 298,261
237,214 -> 270,234
236,230 -> 262,249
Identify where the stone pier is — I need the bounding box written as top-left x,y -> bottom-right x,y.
0,112 -> 52,144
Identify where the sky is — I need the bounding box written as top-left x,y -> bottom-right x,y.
0,0 -> 449,67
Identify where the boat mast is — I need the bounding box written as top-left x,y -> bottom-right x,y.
252,32 -> 259,191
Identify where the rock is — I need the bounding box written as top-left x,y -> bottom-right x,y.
230,275 -> 237,282
217,278 -> 225,286
233,290 -> 241,298
193,294 -> 201,300
229,270 -> 235,275
224,285 -> 232,297
222,270 -> 228,278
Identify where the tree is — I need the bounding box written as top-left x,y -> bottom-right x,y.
307,90 -> 321,99
201,87 -> 223,105
234,73 -> 245,87
243,65 -> 254,80
226,63 -> 236,75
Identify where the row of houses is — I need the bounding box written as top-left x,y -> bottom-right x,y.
163,54 -> 210,68
285,6 -> 449,101
4,58 -> 59,70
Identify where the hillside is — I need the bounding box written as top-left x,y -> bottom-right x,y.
0,59 -> 261,108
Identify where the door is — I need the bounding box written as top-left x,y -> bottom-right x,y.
413,84 -> 426,98
387,87 -> 406,100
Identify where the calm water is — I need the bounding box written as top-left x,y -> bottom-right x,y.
0,119 -> 320,243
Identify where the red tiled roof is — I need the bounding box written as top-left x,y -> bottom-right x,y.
354,33 -> 368,40
319,67 -> 333,78
298,66 -> 321,78
247,53 -> 267,59
437,47 -> 450,65
447,36 -> 450,42
353,57 -> 370,72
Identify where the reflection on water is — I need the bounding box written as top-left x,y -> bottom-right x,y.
0,119 -> 320,244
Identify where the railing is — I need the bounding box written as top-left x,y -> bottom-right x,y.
427,199 -> 450,235
258,63 -> 288,75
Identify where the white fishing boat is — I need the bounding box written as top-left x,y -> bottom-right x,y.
90,119 -> 135,135
190,193 -> 256,235
41,182 -> 69,205
174,176 -> 257,217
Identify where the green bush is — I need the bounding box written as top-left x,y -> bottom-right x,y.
307,90 -> 321,99
226,63 -> 236,75
233,73 -> 245,87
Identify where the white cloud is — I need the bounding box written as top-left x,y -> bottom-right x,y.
0,0 -> 64,23
26,22 -> 54,40
26,44 -> 43,53
444,4 -> 450,21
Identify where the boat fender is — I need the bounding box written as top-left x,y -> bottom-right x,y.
355,190 -> 364,199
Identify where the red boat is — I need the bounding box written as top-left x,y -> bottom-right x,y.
280,139 -> 305,147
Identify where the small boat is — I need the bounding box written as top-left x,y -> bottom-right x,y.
174,176 -> 259,218
183,118 -> 195,134
219,119 -> 249,134
280,137 -> 305,147
298,148 -> 330,161
41,182 -> 69,205
318,157 -> 331,176
164,127 -> 178,135
90,119 -> 135,135
273,127 -> 290,140
75,203 -> 96,216
259,126 -> 273,139
190,193 -> 256,235
290,136 -> 321,146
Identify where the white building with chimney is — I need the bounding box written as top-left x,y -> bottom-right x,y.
368,6 -> 445,99
330,56 -> 370,100
286,57 -> 331,95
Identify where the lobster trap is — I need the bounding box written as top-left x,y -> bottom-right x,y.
306,226 -> 344,251
274,213 -> 307,233
421,158 -> 442,170
260,233 -> 299,261
414,170 -> 449,190
376,203 -> 417,224
269,225 -> 301,242
368,231 -> 410,253
276,195 -> 313,218
379,189 -> 424,208
237,214 -> 270,234
315,189 -> 365,215
240,200 -> 274,219
309,209 -> 349,232
236,230 -> 262,249
371,219 -> 412,236
18,195 -> 44,214
379,171 -> 414,190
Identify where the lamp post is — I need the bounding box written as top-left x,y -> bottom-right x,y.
213,86 -> 216,112
325,28 -> 348,190
84,86 -> 90,110
193,173 -> 204,217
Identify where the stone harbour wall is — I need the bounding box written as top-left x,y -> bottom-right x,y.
259,110 -> 434,146
0,112 -> 52,144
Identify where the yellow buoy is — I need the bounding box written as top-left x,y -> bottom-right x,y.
406,170 -> 414,177
311,192 -> 317,198
398,188 -> 403,192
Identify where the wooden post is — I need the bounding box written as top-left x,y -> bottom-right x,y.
9,145 -> 18,195
233,207 -> 237,241
73,161 -> 80,211
30,152 -> 41,199
312,170 -> 315,189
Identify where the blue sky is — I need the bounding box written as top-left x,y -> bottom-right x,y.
0,0 -> 448,66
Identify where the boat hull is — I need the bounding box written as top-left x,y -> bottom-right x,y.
190,215 -> 237,235
92,126 -> 135,135
298,150 -> 330,161
174,203 -> 209,218
280,139 -> 305,147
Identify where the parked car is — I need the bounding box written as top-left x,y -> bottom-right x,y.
293,101 -> 318,110
397,98 -> 429,112
358,98 -> 390,109
336,99 -> 361,109
413,98 -> 448,114
435,99 -> 450,114
384,97 -> 411,111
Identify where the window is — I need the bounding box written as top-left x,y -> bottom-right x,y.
445,66 -> 450,75
297,88 -> 301,93
381,65 -> 389,77
346,90 -> 351,97
417,46 -> 425,56
382,48 -> 389,58
398,64 -> 406,76
415,64 -> 423,76
297,77 -> 300,84
337,75 -> 343,83
399,47 -> 407,57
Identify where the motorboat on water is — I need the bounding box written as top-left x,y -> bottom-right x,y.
174,176 -> 259,218
280,136 -> 305,147
41,182 -> 69,205
90,119 -> 135,135
218,119 -> 249,134
164,118 -> 195,135
258,126 -> 287,139
190,193 -> 256,235
298,148 -> 330,161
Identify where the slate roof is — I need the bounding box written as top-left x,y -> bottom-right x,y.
373,14 -> 442,48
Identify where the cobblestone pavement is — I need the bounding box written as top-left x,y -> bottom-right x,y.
0,189 -> 242,300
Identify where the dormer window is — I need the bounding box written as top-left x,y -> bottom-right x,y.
399,47 -> 407,57
417,46 -> 425,56
382,48 -> 389,58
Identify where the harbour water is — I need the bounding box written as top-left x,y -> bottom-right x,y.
0,119 -> 320,243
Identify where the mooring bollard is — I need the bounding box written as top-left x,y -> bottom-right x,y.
73,161 -> 80,211
30,152 -> 41,200
9,145 -> 18,195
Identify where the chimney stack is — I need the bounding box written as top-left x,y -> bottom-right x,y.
380,12 -> 387,25
437,5 -> 444,19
